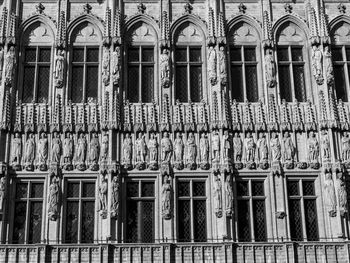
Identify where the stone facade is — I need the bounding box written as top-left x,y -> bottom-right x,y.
0,0 -> 349,262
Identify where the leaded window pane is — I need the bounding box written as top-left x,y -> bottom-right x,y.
334,65 -> 347,102
190,66 -> 202,102
13,202 -> 27,244
81,201 -> 95,243
31,183 -> 44,198
39,48 -> 51,62
127,182 -> 139,197
175,48 -> 187,62
253,200 -> 266,242
86,48 -> 99,62
346,47 -> 350,61
291,47 -> 303,61
86,66 -> 98,100
126,200 -> 138,242
142,201 -> 154,243
73,48 -> 84,62
231,65 -> 244,102
244,47 -> 256,61
304,199 -> 319,241
71,66 -> 84,103
67,183 -> 80,198
16,183 -> 28,199
189,47 -> 201,62
293,65 -> 306,102
128,66 -> 140,102
277,48 -> 289,61
237,181 -> 249,196
82,183 -> 95,198
245,65 -> 258,102
193,182 -> 206,197
178,182 -> 190,197
28,202 -> 42,244
37,66 -> 50,103
128,48 -> 139,62
287,181 -> 299,196
230,47 -> 241,61
332,47 -> 343,61
142,66 -> 154,103
178,200 -> 191,242
141,182 -> 154,197
237,200 -> 250,241
278,65 -> 292,102
65,201 -> 79,243
193,200 -> 207,242
25,48 -> 36,62
23,66 -> 35,103
302,181 -> 315,196
142,48 -> 154,62
176,66 -> 188,102
252,181 -> 264,196
288,199 -> 303,241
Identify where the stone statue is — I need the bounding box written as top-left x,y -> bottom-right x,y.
122,134 -> 132,167
0,46 -> 4,81
112,46 -> 120,85
257,133 -> 268,163
54,49 -> 64,86
324,46 -> 334,85
48,176 -> 60,221
265,49 -> 276,88
24,133 -> 35,169
270,132 -> 281,162
212,131 -> 220,161
321,131 -> 330,160
98,173 -> 108,213
282,132 -> 294,162
324,172 -> 336,217
161,132 -> 172,162
102,46 -> 110,85
160,49 -> 170,88
208,46 -> 217,85
225,175 -> 233,217
11,132 -> 22,167
342,132 -> 350,162
245,132 -> 255,163
63,132 -> 74,166
148,133 -> 158,164
4,46 -> 16,85
200,133 -> 209,164
111,175 -> 120,218
312,45 -> 323,84
51,132 -> 61,164
336,172 -> 348,214
38,133 -> 48,168
135,133 -> 147,163
89,133 -> 100,168
233,133 -> 243,162
213,173 -> 222,218
0,177 -> 5,211
223,131 -> 231,159
161,175 -> 172,219
101,133 -> 109,161
186,133 -> 197,166
76,133 -> 87,167
219,46 -> 227,85
174,133 -> 184,163
307,131 -> 319,163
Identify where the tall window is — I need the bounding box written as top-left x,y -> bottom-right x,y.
175,46 -> 202,102
332,46 -> 350,102
236,179 -> 266,242
287,179 -> 319,241
64,181 -> 95,243
71,46 -> 99,103
127,46 -> 154,103
230,46 -> 258,102
177,180 -> 207,242
276,22 -> 307,102
126,180 -> 155,243
12,181 -> 44,244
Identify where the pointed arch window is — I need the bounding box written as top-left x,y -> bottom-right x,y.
331,21 -> 350,102
228,21 -> 260,102
276,22 -> 307,102
69,22 -> 101,103
174,22 -> 204,103
21,22 -> 53,103
126,22 -> 156,103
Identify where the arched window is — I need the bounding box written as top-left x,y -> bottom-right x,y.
174,22 -> 204,103
331,21 -> 350,102
21,22 -> 53,103
276,22 -> 307,102
69,22 -> 101,103
126,22 -> 156,103
228,21 -> 260,102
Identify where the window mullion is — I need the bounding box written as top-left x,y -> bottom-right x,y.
288,47 -> 296,100
249,181 -> 255,242
25,182 -> 31,244
139,46 -> 142,102
241,46 -> 247,101
78,182 -> 82,243
187,47 -> 191,102
299,181 -> 308,241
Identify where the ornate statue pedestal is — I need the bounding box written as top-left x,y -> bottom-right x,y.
173,161 -> 184,170
186,162 -> 196,170
136,162 -> 146,170
148,161 -> 158,170
297,162 -> 307,169
246,161 -> 256,170
90,163 -> 99,171
76,163 -> 87,171
284,161 -> 294,169
259,161 -> 269,170
234,162 -> 243,170
25,163 -> 34,171
38,163 -> 48,171
99,210 -> 107,219
200,162 -> 209,170
111,210 -> 118,219
63,162 -> 73,171
309,161 -> 320,170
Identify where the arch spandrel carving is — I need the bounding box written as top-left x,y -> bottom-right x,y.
228,21 -> 259,44
331,21 -> 350,43
174,22 -> 204,44
126,22 -> 157,43
23,22 -> 54,45
71,21 -> 101,43
276,22 -> 305,44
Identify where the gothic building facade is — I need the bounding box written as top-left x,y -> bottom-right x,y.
0,0 -> 349,262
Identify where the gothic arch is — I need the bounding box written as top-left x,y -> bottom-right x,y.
227,15 -> 262,44
226,15 -> 262,41
329,16 -> 350,44
19,15 -> 56,45
67,14 -> 103,43
124,14 -> 160,42
272,15 -> 309,43
170,15 -> 207,43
